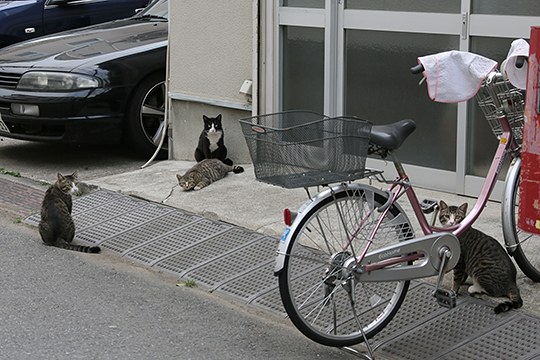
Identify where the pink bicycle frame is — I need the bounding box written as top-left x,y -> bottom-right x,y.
409,115 -> 517,238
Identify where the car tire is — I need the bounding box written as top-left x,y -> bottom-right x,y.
125,73 -> 168,159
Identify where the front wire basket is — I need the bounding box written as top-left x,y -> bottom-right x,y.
240,110 -> 372,189
474,73 -> 525,144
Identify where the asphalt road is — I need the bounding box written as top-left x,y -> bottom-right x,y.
0,139 -> 365,359
0,209 -> 360,360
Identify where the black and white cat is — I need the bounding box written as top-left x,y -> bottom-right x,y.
438,200 -> 522,313
176,159 -> 244,191
39,171 -> 100,253
194,114 -> 233,166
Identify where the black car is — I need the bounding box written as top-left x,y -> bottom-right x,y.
0,0 -> 168,158
0,0 -> 150,49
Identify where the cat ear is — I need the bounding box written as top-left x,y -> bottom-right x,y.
57,173 -> 65,181
216,114 -> 222,121
71,170 -> 79,179
203,115 -> 209,121
176,174 -> 182,181
459,203 -> 468,213
439,200 -> 448,209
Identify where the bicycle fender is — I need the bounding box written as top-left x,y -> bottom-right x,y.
501,157 -> 520,254
274,183 -> 408,275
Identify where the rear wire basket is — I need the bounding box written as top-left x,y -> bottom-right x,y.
474,74 -> 525,144
239,110 -> 372,188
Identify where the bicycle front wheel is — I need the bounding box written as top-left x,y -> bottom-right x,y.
502,158 -> 540,282
278,184 -> 413,347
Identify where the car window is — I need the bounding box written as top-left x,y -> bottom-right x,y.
136,0 -> 168,20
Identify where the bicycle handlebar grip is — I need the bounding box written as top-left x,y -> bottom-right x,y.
410,64 -> 424,74
516,56 -> 527,69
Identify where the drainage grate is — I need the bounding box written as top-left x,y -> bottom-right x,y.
181,236 -> 278,289
101,211 -> 203,253
371,282 -> 463,348
76,202 -> 175,245
250,284 -> 286,314
438,315 -> 540,360
218,261 -> 279,303
124,219 -> 233,265
21,189 -> 540,359
23,189 -> 129,226
72,190 -> 125,215
378,300 -> 515,360
154,227 -> 265,277
73,196 -> 148,231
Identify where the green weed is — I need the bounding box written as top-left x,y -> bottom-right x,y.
0,168 -> 21,177
176,279 -> 197,288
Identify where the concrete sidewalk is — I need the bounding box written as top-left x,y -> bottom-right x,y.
88,160 -> 317,238
86,160 -> 501,238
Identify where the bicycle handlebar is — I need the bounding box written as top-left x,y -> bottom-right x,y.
410,64 -> 424,74
515,56 -> 527,69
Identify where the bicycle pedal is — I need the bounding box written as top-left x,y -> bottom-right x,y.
421,199 -> 438,214
433,289 -> 457,309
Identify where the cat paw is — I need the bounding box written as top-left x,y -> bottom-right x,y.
467,284 -> 487,298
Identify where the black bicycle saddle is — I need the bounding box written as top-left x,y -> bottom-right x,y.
369,119 -> 416,151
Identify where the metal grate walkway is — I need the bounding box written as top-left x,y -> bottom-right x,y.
24,190 -> 540,359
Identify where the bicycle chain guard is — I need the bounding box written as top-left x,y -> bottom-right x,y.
355,232 -> 460,282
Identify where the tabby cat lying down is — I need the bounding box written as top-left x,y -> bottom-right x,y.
176,159 -> 244,191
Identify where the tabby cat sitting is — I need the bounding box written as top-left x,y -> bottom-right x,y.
176,159 -> 244,191
39,171 -> 100,253
194,114 -> 233,166
438,200 -> 522,313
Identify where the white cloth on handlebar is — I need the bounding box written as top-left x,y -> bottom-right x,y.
418,51 -> 497,103
501,38 -> 529,90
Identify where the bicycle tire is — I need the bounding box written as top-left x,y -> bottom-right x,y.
278,185 -> 413,347
502,159 -> 540,282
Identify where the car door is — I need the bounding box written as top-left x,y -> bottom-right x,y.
0,0 -> 46,47
43,0 -> 148,36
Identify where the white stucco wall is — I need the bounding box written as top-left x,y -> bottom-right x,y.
167,1 -> 255,162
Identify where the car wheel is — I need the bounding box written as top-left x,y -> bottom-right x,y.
126,73 -> 168,159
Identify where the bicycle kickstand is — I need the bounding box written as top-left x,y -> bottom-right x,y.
432,247 -> 457,309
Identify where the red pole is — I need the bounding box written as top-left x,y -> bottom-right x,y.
518,26 -> 540,233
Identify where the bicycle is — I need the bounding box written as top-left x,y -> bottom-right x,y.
239,52 -> 530,351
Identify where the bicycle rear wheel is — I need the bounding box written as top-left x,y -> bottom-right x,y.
502,159 -> 540,282
278,185 -> 414,347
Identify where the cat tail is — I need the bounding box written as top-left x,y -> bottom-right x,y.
232,165 -> 244,174
57,241 -> 101,254
494,287 -> 523,314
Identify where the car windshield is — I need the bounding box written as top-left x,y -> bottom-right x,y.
135,0 -> 168,20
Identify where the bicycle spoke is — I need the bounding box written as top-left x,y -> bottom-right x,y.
279,185 -> 411,347
516,230 -> 533,246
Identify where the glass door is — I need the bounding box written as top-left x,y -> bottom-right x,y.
262,0 -> 540,198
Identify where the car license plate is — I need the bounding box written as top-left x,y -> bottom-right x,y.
0,113 -> 9,133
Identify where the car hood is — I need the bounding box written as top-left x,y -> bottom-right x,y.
0,18 -> 167,72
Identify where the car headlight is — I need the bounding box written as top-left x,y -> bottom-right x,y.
17,72 -> 100,91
